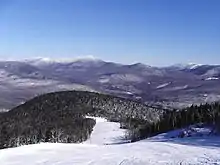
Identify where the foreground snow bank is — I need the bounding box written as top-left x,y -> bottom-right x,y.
1,139 -> 220,165
150,124 -> 214,141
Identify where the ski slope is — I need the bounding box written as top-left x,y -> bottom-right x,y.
1,118 -> 220,165
83,117 -> 127,145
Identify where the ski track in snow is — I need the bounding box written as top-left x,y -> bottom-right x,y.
1,117 -> 220,165
156,82 -> 171,89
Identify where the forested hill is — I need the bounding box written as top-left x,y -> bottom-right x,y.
0,91 -> 163,149
7,91 -> 163,121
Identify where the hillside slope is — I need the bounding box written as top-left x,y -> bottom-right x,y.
1,117 -> 220,165
0,91 -> 162,149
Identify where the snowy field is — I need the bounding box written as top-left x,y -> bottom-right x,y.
1,117 -> 220,165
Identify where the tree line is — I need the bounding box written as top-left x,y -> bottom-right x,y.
125,102 -> 220,141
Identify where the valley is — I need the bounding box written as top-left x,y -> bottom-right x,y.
0,58 -> 220,111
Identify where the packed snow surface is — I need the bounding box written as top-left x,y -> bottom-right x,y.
1,117 -> 220,165
84,117 -> 127,145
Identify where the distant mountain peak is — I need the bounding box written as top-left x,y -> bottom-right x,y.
171,63 -> 203,70
130,63 -> 152,68
25,56 -> 103,66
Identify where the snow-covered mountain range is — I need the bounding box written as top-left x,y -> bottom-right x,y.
0,58 -> 220,110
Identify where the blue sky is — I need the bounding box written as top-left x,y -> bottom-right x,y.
0,0 -> 220,66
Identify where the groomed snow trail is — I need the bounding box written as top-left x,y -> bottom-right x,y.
1,117 -> 220,165
84,117 -> 127,145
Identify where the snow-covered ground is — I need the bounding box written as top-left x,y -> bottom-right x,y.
1,118 -> 220,165
150,124 -> 214,140
84,117 -> 127,145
